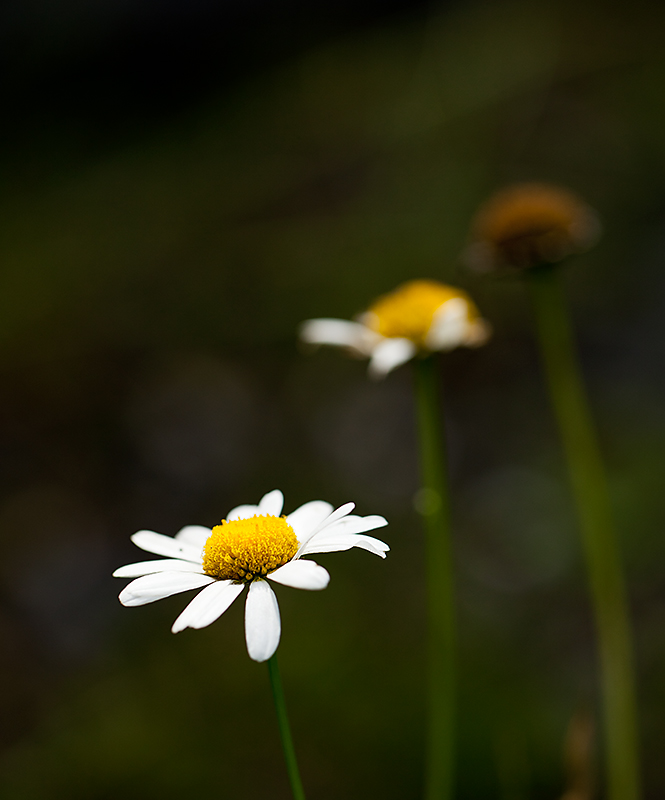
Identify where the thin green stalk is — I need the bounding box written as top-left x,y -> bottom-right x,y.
528,264 -> 641,800
267,654 -> 306,800
414,355 -> 456,800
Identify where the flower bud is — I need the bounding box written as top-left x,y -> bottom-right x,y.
465,183 -> 600,273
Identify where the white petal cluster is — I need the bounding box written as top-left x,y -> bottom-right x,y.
300,297 -> 488,378
114,490 -> 389,662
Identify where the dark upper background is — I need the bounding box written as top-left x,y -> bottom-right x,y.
1,0 -> 665,797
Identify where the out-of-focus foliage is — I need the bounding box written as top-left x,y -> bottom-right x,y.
1,0 -> 665,797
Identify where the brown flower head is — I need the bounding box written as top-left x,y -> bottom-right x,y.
465,183 -> 600,273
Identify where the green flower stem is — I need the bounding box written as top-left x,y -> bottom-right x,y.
414,355 -> 456,800
528,264 -> 641,800
267,654 -> 306,800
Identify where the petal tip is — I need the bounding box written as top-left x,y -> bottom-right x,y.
118,591 -> 137,607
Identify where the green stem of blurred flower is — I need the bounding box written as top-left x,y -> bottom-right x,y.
528,264 -> 641,800
267,654 -> 307,800
414,355 -> 456,800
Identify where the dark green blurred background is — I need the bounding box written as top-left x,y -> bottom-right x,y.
1,0 -> 664,797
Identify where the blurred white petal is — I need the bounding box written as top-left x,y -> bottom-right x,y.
425,298 -> 470,351
464,318 -> 492,347
299,319 -> 380,356
368,337 -> 416,378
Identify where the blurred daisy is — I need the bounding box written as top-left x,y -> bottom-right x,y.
300,279 -> 490,378
114,490 -> 388,662
465,182 -> 600,273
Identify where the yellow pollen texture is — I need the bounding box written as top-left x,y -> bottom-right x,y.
366,280 -> 473,347
202,515 -> 299,583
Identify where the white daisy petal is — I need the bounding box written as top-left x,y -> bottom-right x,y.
268,560 -> 330,590
245,580 -> 281,662
286,500 -> 334,542
368,337 -> 416,378
300,532 -> 390,558
119,572 -> 215,607
300,512 -> 388,554
353,536 -> 391,557
295,502 -> 356,556
226,504 -> 260,521
113,559 -> 206,578
130,531 -> 203,563
315,501 -> 356,530
226,490 -> 284,521
323,514 -> 389,535
114,489 -> 388,657
171,580 -> 245,633
425,298 -> 469,351
257,490 -> 284,517
299,319 -> 380,356
174,525 -> 211,549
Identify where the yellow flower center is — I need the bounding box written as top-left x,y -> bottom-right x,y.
365,280 -> 473,347
202,515 -> 299,583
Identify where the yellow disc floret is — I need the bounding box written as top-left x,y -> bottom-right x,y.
364,280 -> 477,348
202,515 -> 299,583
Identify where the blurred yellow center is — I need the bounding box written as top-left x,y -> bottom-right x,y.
202,515 -> 298,583
365,280 -> 467,347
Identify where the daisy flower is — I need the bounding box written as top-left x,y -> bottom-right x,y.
300,279 -> 490,378
114,490 -> 389,662
465,182 -> 600,273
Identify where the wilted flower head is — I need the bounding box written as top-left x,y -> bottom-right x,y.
465,183 -> 600,273
114,490 -> 388,662
300,279 -> 490,378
